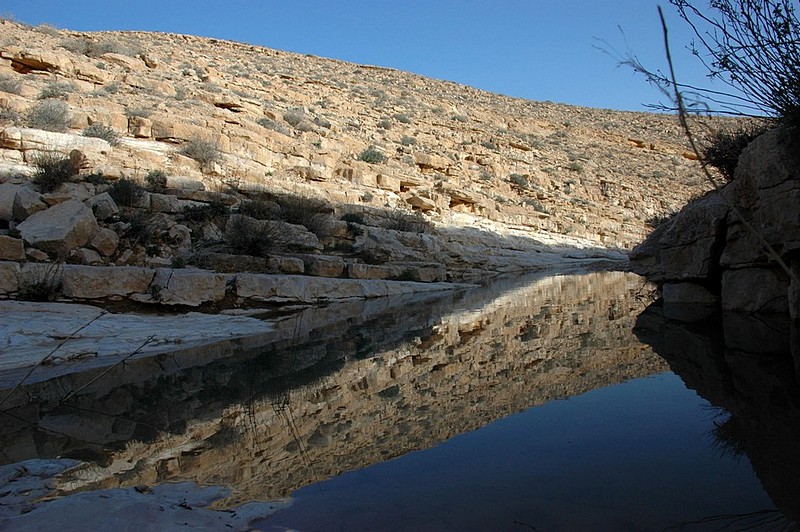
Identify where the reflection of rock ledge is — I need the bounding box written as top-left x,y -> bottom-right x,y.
634,303 -> 800,525
1,271 -> 666,507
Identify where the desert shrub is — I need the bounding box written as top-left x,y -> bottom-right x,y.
239,198 -> 279,220
183,200 -> 230,222
108,176 -> 144,207
341,212 -> 366,225
83,173 -> 109,185
27,99 -> 71,132
180,137 -> 221,169
32,153 -> 74,192
377,118 -> 392,129
568,161 -> 584,173
59,36 -> 137,57
481,141 -> 498,150
38,81 -> 76,100
83,123 -> 120,145
120,210 -> 157,246
619,1 -> 800,127
125,107 -> 152,118
225,215 -> 278,257
0,104 -> 20,125
358,148 -> 386,164
275,194 -> 332,234
384,210 -> 432,233
144,170 -> 168,192
257,117 -> 290,135
394,113 -> 412,124
702,122 -> 773,181
283,109 -> 305,127
314,116 -> 331,129
0,74 -> 22,95
400,135 -> 417,146
509,174 -> 529,188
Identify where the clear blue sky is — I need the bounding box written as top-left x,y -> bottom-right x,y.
2,1 -> 719,112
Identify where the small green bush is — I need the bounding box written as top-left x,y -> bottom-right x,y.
144,170 -> 168,192
394,113 -> 412,124
27,99 -> 71,132
0,74 -> 22,95
32,153 -> 74,192
702,122 -> 772,181
121,210 -> 157,246
239,198 -> 278,220
83,123 -> 120,145
0,104 -> 20,125
19,262 -> 63,302
275,194 -> 332,235
400,135 -> 417,146
341,212 -> 366,225
180,137 -> 221,169
125,107 -> 152,119
358,148 -> 386,164
108,176 -> 144,207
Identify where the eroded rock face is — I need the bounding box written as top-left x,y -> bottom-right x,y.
631,126 -> 800,318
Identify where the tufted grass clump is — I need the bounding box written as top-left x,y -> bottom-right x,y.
384,210 -> 432,233
27,99 -> 71,132
108,176 -> 144,207
38,81 -> 77,100
225,215 -> 279,257
83,123 -> 120,146
180,136 -> 221,170
32,153 -> 74,192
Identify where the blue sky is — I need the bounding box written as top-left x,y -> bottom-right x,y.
2,1 -> 718,112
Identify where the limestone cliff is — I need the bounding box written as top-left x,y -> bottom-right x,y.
0,19 -> 716,291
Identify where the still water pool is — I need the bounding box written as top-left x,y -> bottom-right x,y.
256,372 -> 781,531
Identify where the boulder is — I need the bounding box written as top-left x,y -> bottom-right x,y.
0,261 -> 20,294
89,227 -> 120,257
17,200 -> 98,253
84,192 -> 119,221
147,268 -> 229,306
721,268 -> 788,313
12,186 -> 47,221
61,265 -> 155,299
0,182 -> 20,221
0,235 -> 25,261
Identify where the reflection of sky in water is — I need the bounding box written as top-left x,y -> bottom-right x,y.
258,373 -> 774,531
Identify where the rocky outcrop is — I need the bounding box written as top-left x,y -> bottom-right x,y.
630,126 -> 800,319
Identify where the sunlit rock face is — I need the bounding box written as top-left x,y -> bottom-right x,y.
0,271 -> 667,505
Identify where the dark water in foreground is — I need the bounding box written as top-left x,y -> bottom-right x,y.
1,271 -> 798,531
258,372 -> 779,532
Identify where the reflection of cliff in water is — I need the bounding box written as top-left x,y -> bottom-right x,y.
634,304 -> 800,527
0,271 -> 666,506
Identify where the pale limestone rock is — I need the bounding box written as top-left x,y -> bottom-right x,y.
84,192 -> 119,221
89,227 -> 119,257
0,235 -> 25,261
405,194 -> 437,211
150,193 -> 206,214
347,262 -> 393,280
0,182 -> 20,221
0,127 -> 22,150
18,129 -> 110,161
40,192 -> 74,206
413,152 -> 450,171
61,265 -> 155,298
302,254 -> 345,278
58,182 -> 96,202
99,52 -> 141,71
127,116 -> 152,138
0,261 -> 20,294
12,186 -> 46,221
25,248 -> 49,261
150,268 -> 229,306
71,247 -> 103,265
166,176 -> 205,191
376,174 -> 400,192
267,256 -> 304,274
17,199 -> 98,253
5,48 -> 72,73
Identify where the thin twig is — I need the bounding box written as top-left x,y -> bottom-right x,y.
658,6 -> 797,285
0,310 -> 107,409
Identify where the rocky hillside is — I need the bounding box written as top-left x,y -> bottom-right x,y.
0,20 -> 716,295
